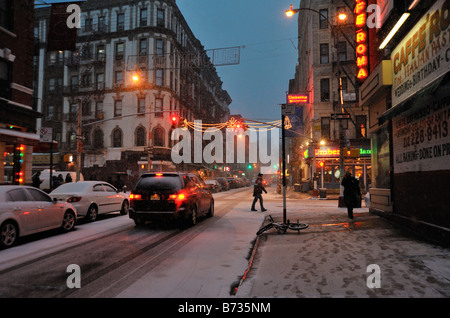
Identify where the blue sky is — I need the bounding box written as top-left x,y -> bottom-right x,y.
177,0 -> 299,121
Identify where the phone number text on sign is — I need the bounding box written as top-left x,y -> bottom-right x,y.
393,93 -> 450,174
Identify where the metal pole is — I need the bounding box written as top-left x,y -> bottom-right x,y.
281,114 -> 287,224
76,99 -> 82,182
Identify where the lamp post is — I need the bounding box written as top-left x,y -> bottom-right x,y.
286,4 -> 349,205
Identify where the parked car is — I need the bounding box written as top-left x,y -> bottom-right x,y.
0,185 -> 77,249
226,177 -> 239,189
215,177 -> 229,191
129,172 -> 214,227
204,179 -> 221,193
50,181 -> 129,222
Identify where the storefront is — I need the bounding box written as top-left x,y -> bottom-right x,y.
377,0 -> 450,236
307,141 -> 372,192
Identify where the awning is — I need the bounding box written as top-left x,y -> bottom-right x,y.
0,128 -> 40,146
378,72 -> 449,125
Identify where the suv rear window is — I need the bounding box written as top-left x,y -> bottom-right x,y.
134,174 -> 183,192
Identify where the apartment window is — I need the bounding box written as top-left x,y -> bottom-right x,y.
95,101 -> 103,118
69,76 -> 77,92
0,0 -> 13,31
157,8 -> 165,27
96,73 -> 104,89
135,127 -> 146,146
156,69 -> 164,86
82,101 -> 91,115
68,131 -> 76,150
117,13 -> 125,30
112,129 -> 122,147
48,78 -> 56,92
319,9 -> 328,29
93,129 -> 104,148
48,51 -> 57,65
156,39 -> 165,56
138,97 -> 146,114
153,127 -> 164,147
0,60 -> 11,99
115,71 -> 123,85
321,117 -> 331,140
47,105 -> 54,119
70,103 -> 78,115
98,16 -> 106,32
320,78 -> 330,101
356,115 -> 367,138
114,100 -> 122,117
84,18 -> 93,32
81,73 -> 91,87
155,98 -> 163,117
140,8 -> 148,26
97,45 -> 105,60
320,44 -> 329,64
115,42 -> 124,60
337,41 -> 347,62
139,38 -> 147,55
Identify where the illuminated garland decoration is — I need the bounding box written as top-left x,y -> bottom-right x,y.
180,116 -> 293,133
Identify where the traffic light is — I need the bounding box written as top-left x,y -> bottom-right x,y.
171,114 -> 179,129
13,144 -> 25,184
319,161 -> 324,168
247,164 -> 252,169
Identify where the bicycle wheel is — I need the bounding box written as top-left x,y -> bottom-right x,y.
256,223 -> 274,235
288,222 -> 309,232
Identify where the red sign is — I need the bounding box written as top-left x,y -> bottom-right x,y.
355,0 -> 368,81
287,94 -> 309,104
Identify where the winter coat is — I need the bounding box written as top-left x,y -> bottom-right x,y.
341,175 -> 361,208
253,179 -> 267,196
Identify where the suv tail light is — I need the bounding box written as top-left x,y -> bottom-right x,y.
67,196 -> 82,203
169,191 -> 187,203
130,194 -> 142,200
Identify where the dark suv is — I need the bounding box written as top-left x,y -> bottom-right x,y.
129,172 -> 214,227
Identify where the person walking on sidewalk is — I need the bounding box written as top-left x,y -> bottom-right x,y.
341,171 -> 360,219
251,173 -> 267,212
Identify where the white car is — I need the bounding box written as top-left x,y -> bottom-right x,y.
50,181 -> 129,222
0,185 -> 77,249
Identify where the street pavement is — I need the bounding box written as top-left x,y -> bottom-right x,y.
235,187 -> 450,298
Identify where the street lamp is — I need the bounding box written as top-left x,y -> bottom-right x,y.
286,4 -> 349,205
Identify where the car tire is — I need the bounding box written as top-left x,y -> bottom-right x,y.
120,200 -> 129,215
86,205 -> 98,222
187,205 -> 197,227
0,221 -> 18,249
61,210 -> 76,232
207,201 -> 214,217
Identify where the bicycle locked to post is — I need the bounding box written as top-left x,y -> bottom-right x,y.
256,215 -> 308,235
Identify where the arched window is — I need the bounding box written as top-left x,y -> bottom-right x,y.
135,126 -> 146,146
153,127 -> 164,147
112,128 -> 122,147
67,130 -> 76,150
93,128 -> 104,148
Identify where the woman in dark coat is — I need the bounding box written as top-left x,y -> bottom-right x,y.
341,171 -> 360,219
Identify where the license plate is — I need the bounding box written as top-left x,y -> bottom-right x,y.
150,194 -> 160,200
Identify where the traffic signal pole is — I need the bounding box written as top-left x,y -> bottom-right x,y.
281,114 -> 287,224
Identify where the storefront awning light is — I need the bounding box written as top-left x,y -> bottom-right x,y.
379,13 -> 410,49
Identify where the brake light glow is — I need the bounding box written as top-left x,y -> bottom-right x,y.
169,193 -> 186,201
155,173 -> 163,177
67,196 -> 82,203
130,194 -> 142,200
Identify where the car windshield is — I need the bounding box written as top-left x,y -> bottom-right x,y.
51,182 -> 91,193
134,174 -> 182,192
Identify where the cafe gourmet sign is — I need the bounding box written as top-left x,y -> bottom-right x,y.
391,0 -> 450,107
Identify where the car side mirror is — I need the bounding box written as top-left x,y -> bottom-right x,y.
53,197 -> 58,203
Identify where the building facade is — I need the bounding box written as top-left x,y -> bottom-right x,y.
289,0 -> 371,194
0,0 -> 40,185
360,0 -> 450,242
34,0 -> 231,187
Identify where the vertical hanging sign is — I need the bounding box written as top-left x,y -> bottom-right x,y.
355,0 -> 369,81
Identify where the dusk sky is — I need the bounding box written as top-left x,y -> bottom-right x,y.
177,0 -> 299,122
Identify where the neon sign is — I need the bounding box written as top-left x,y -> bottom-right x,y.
355,0 -> 369,81
287,94 -> 309,104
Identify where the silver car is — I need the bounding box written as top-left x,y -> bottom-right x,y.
50,181 -> 129,222
0,185 -> 77,249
